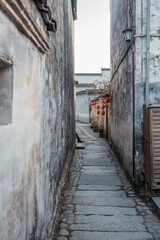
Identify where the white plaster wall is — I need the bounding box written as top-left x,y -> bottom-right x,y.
0,0 -> 75,239
76,94 -> 97,123
75,69 -> 110,85
75,74 -> 102,84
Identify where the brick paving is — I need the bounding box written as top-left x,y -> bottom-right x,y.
54,123 -> 160,240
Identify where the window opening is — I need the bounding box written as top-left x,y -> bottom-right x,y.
0,56 -> 13,125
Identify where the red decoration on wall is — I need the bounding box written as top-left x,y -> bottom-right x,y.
97,105 -> 100,109
102,105 -> 105,109
97,110 -> 100,114
106,97 -> 110,103
102,110 -> 105,115
90,101 -> 98,105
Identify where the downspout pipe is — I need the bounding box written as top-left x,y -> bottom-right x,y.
132,50 -> 136,190
145,0 -> 151,105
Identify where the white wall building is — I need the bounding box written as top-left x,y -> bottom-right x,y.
75,68 -> 110,123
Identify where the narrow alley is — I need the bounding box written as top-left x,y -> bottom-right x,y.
1,0 -> 160,239
55,123 -> 160,240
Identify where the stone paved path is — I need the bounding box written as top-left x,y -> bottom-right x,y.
54,123 -> 160,240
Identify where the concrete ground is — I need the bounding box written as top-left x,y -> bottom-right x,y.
54,123 -> 160,240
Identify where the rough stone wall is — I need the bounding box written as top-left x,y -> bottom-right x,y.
0,0 -> 75,239
110,0 -> 135,176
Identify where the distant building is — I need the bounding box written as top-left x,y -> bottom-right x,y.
75,68 -> 110,123
75,68 -> 110,86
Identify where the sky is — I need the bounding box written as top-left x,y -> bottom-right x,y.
74,0 -> 110,73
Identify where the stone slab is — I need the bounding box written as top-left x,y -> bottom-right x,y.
75,205 -> 137,215
82,166 -> 115,170
57,237 -> 68,240
78,185 -> 120,191
83,150 -> 108,154
76,143 -> 85,149
75,190 -> 126,198
70,222 -> 147,232
80,174 -> 120,181
84,147 -> 108,151
59,229 -> 69,236
81,166 -> 116,175
81,171 -> 116,176
79,175 -> 120,185
73,196 -> 135,207
82,154 -> 110,158
152,197 -> 160,209
83,159 -> 114,166
75,215 -> 144,224
83,155 -> 108,159
70,231 -> 153,240
78,179 -> 120,186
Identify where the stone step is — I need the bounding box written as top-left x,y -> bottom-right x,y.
70,231 -> 153,240
75,205 -> 137,215
75,190 -> 126,198
78,185 -> 120,191
70,222 -> 147,232
73,196 -> 135,207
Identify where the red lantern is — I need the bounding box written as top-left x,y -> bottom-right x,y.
102,105 -> 105,109
103,99 -> 105,103
97,105 -> 100,109
106,97 -> 110,103
102,110 -> 105,115
97,110 -> 100,114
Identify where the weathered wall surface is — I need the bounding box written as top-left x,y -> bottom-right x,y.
134,0 -> 160,171
110,0 -> 135,176
110,0 -> 160,179
0,0 -> 75,239
90,98 -> 107,131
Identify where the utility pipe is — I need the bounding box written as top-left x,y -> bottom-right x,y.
134,34 -> 160,38
145,0 -> 151,105
132,50 -> 136,190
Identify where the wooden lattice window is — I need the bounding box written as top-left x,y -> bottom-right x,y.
144,105 -> 160,189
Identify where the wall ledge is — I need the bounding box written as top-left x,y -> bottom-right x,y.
0,0 -> 49,53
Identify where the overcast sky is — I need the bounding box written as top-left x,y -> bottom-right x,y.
74,0 -> 110,73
